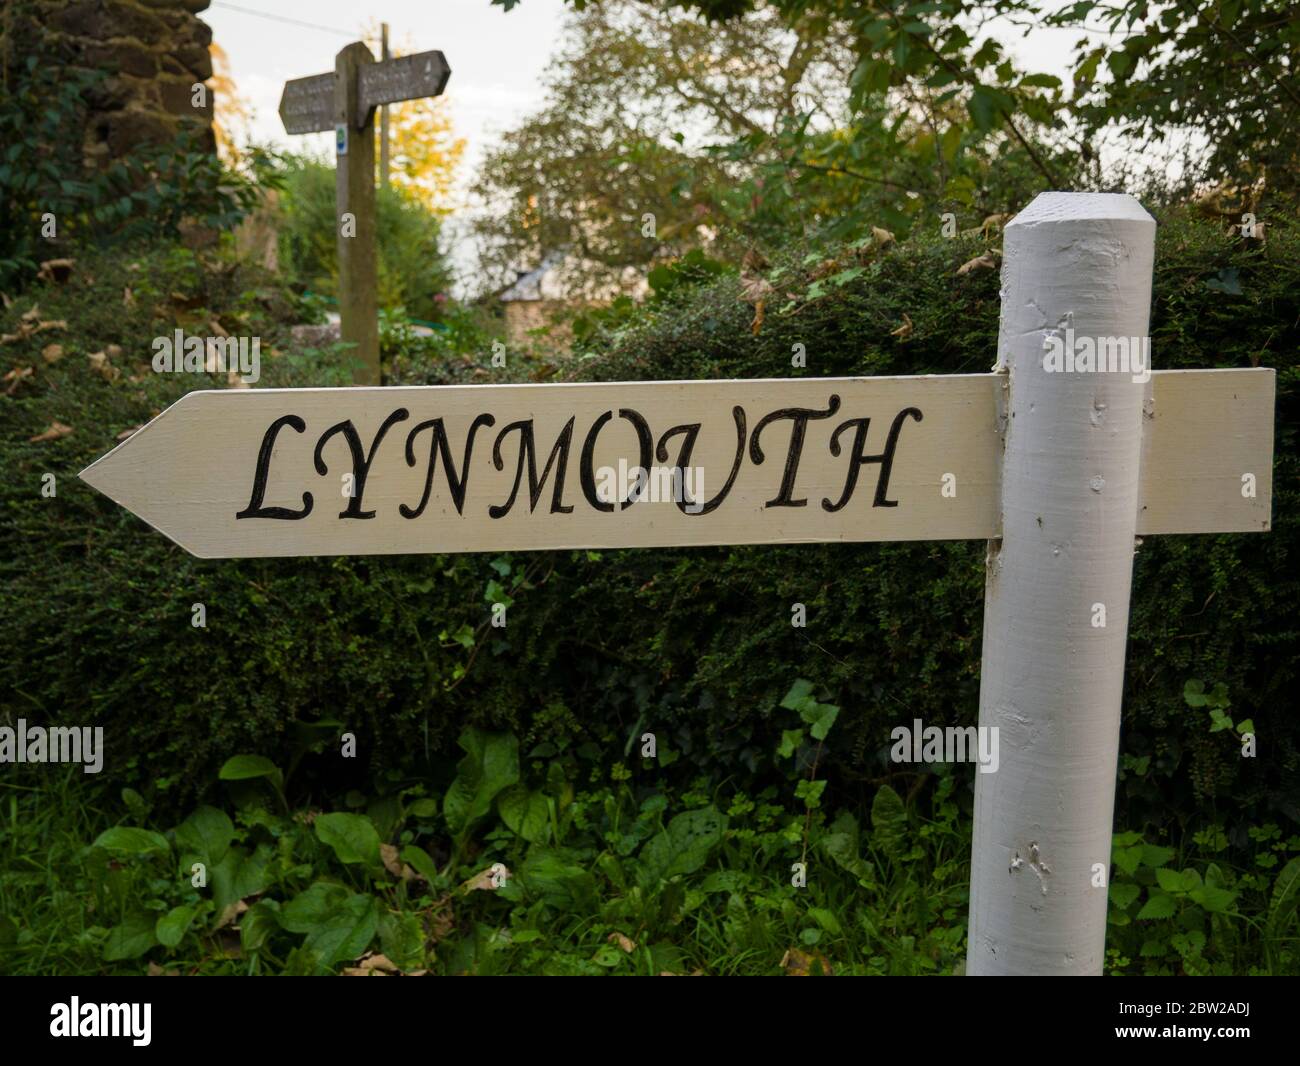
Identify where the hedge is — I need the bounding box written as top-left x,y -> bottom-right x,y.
1,209 -> 1296,835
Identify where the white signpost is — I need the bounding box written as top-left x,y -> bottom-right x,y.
277,45 -> 451,386
83,193 -> 1275,974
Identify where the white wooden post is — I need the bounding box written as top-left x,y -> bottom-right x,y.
967,192 -> 1157,975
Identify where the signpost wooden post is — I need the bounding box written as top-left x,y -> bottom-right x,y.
81,193 -> 1276,975
277,44 -> 451,386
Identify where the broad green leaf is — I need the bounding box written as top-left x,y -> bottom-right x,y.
302,893 -> 377,967
967,85 -> 1011,131
155,904 -> 197,949
173,806 -> 234,866
92,826 -> 170,858
1113,845 -> 1144,876
870,785 -> 908,859
315,812 -> 382,867
443,728 -> 520,834
400,845 -> 439,883
807,907 -> 841,935
218,754 -> 280,781
103,911 -> 158,961
821,814 -> 874,884
520,847 -> 598,909
1136,892 -> 1177,920
281,882 -> 350,934
638,806 -> 727,888
1142,844 -> 1176,868
1156,867 -> 1199,894
497,785 -> 550,844
211,844 -> 273,916
378,911 -> 424,971
1109,882 -> 1141,910
1189,885 -> 1237,913
407,797 -> 438,819
240,899 -> 281,955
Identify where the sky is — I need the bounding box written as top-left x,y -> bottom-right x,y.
201,0 -> 1100,290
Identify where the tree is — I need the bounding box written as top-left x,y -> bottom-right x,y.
473,0 -> 1067,296
493,0 -> 1299,206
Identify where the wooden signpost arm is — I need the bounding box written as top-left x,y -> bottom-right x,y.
335,42 -> 380,387
967,193 -> 1157,975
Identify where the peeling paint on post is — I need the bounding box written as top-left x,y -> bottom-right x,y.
967,192 -> 1157,975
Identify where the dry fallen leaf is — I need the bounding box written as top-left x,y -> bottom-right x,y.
780,947 -> 834,976
116,424 -> 143,442
210,318 -> 229,338
37,258 -> 75,284
379,843 -> 416,881
3,366 -> 35,395
608,932 -> 637,953
41,343 -> 65,364
29,421 -> 73,443
359,953 -> 399,973
890,312 -> 914,340
957,253 -> 997,276
872,226 -> 896,247
88,351 -> 120,382
123,287 -> 135,307
21,304 -> 41,323
980,213 -> 1013,237
105,343 -> 123,359
34,319 -> 67,334
213,899 -> 249,931
461,864 -> 511,893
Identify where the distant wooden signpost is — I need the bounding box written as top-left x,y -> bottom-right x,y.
83,194 -> 1277,977
277,44 -> 451,385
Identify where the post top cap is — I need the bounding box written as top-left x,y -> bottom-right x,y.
1010,191 -> 1154,227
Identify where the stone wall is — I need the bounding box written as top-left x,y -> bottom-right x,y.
3,0 -> 216,165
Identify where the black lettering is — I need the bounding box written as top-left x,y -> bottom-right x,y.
313,408 -> 409,519
580,408 -> 654,512
656,405 -> 748,515
400,413 -> 495,518
749,396 -> 841,507
489,417 -> 576,518
822,406 -> 923,511
235,414 -> 313,520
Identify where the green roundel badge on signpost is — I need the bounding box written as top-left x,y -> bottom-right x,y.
335,124 -> 348,156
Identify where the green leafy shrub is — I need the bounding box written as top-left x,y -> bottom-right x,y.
1,208 -> 1296,858
273,156 -> 452,322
